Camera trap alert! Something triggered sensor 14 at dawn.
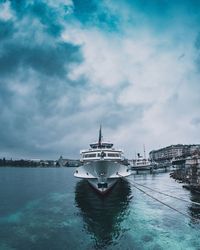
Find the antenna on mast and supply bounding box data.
[143,144,146,159]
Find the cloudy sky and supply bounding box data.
[0,0,200,159]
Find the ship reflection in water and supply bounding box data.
[75,179,132,249]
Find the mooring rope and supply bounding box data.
[118,174,200,221]
[128,179,200,206]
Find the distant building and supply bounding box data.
[149,144,200,162]
[31,159,41,162]
[57,156,80,167]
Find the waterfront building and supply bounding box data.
[185,154,200,185]
[149,144,200,162]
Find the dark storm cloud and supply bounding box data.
[73,0,98,22]
[0,0,82,78]
[72,0,119,31]
[0,42,81,77]
[9,0,70,36]
[0,20,14,40]
[0,0,85,158]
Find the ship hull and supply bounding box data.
[74,160,131,194]
[87,178,118,194]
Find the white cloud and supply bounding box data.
[0,1,13,21]
[63,27,134,87]
[61,21,200,157]
[1,0,199,159]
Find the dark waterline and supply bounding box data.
[0,167,200,250]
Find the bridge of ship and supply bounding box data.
[80,142,123,161]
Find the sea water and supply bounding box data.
[0,167,200,250]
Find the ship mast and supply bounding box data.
[143,144,146,159]
[98,125,102,147]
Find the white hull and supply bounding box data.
[74,160,131,194]
[88,178,118,194]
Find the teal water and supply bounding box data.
[0,167,200,250]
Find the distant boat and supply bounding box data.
[74,126,131,194]
[131,153,155,170]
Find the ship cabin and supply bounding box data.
[80,142,123,162]
[90,142,113,149]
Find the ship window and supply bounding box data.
[107,153,120,157]
[84,153,96,158]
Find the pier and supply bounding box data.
[131,163,171,174]
[170,155,200,193]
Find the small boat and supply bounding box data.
[131,153,155,170]
[133,153,152,168]
[74,126,131,194]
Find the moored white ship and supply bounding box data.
[74,126,131,194]
[132,153,152,169]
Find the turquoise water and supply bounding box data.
[0,167,200,250]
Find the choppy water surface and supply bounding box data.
[0,167,200,250]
